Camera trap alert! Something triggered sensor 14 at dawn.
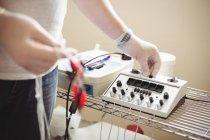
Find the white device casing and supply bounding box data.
[58,49,134,96]
[102,68,187,118]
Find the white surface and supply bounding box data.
[70,122,152,140]
[158,52,176,77]
[50,106,81,137]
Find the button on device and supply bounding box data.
[131,69,140,74]
[163,92,169,99]
[112,87,117,93]
[149,97,154,103]
[148,91,152,96]
[168,77,178,83]
[117,80,122,87]
[159,99,164,106]
[140,90,143,93]
[130,92,135,98]
[121,89,126,96]
[140,94,144,100]
[149,75,153,78]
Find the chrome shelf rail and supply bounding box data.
[57,87,210,140]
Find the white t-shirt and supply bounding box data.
[0,0,67,80]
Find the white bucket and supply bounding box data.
[158,52,176,77]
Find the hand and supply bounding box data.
[0,11,66,75]
[122,35,161,77]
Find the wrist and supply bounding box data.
[0,7,5,15]
[115,29,133,49]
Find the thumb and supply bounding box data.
[33,27,60,47]
[54,47,78,59]
[150,55,161,76]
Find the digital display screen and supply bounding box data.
[148,83,157,91]
[140,81,149,89]
[126,78,164,93]
[155,85,164,93]
[134,80,142,87]
[127,78,136,86]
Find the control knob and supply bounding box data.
[130,92,135,98]
[140,94,144,100]
[131,69,140,74]
[112,87,117,93]
[117,80,122,87]
[159,99,164,106]
[149,97,154,103]
[121,89,126,96]
[163,92,169,100]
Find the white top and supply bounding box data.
[0,0,67,80]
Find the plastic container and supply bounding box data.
[158,52,176,77]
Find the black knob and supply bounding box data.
[134,88,137,92]
[163,92,169,99]
[168,77,178,83]
[148,91,152,96]
[149,75,153,78]
[131,69,140,74]
[149,97,154,103]
[117,80,122,87]
[121,89,126,96]
[130,92,135,98]
[112,87,117,93]
[140,94,144,100]
[159,99,164,106]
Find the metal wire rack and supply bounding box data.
[57,87,210,140]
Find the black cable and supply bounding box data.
[65,71,77,140]
[83,52,123,65]
[64,52,131,140]
[185,97,209,103]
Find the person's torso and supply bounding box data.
[0,0,67,80]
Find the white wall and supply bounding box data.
[63,0,210,91]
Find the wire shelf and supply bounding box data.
[57,87,210,140]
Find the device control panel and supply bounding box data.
[102,68,187,118]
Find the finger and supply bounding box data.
[140,58,150,77]
[29,40,66,62]
[150,55,161,76]
[33,27,60,47]
[55,47,78,58]
[150,61,161,77]
[65,47,78,56]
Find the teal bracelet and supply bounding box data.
[116,29,133,49]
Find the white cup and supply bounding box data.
[158,52,176,77]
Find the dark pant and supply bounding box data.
[0,68,58,140]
